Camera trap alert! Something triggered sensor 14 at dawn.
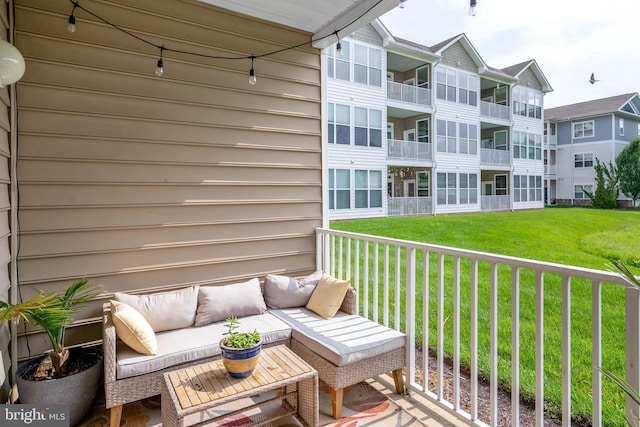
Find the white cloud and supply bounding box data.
[380,0,640,108]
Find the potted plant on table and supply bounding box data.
[219,314,263,379]
[0,278,102,427]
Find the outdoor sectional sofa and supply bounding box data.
[102,272,406,427]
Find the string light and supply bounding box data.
[155,46,164,76]
[399,0,406,9]
[67,1,78,33]
[469,0,477,16]
[334,32,343,58]
[248,56,256,85]
[64,0,389,83]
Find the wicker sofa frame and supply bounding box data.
[102,287,405,426]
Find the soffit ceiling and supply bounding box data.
[196,0,400,48]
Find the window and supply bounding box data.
[435,67,477,105]
[437,120,477,154]
[513,132,527,159]
[512,131,541,159]
[458,123,478,155]
[437,172,457,205]
[355,170,382,208]
[574,152,594,168]
[535,134,542,160]
[417,119,429,143]
[619,118,624,136]
[573,120,594,138]
[575,184,593,199]
[328,103,350,145]
[495,175,507,195]
[494,130,508,150]
[459,173,478,204]
[354,108,382,147]
[512,87,542,118]
[495,86,508,105]
[514,175,527,202]
[417,171,429,196]
[416,66,429,89]
[328,42,350,81]
[329,169,350,209]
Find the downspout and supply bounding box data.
[7,0,19,399]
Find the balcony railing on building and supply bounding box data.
[387,197,431,216]
[387,81,432,107]
[388,139,432,161]
[316,228,639,427]
[545,164,558,177]
[480,195,510,211]
[480,148,511,166]
[480,100,510,121]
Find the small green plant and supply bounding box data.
[222,315,261,349]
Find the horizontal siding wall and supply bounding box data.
[14,0,322,358]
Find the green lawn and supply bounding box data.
[330,207,640,425]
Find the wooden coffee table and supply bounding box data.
[161,344,318,427]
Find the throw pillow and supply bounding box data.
[113,285,199,332]
[110,300,157,355]
[305,273,350,319]
[195,277,267,327]
[263,270,322,309]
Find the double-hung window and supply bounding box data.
[574,152,594,168]
[355,170,382,208]
[328,42,350,81]
[328,103,351,145]
[353,44,382,87]
[329,169,350,209]
[459,173,478,204]
[574,185,592,199]
[573,121,594,138]
[435,67,477,105]
[354,108,382,147]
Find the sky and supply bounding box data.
[379,0,640,109]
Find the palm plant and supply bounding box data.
[0,278,100,376]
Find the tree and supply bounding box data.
[616,137,640,207]
[584,158,618,208]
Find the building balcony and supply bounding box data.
[387,196,432,216]
[480,100,510,123]
[387,81,432,109]
[545,164,558,178]
[317,227,637,426]
[387,139,432,162]
[480,194,510,211]
[480,148,511,167]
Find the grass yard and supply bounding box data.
[330,206,640,426]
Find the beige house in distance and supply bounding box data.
[0,0,399,394]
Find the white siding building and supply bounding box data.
[327,21,552,219]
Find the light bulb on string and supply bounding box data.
[155,47,164,76]
[469,0,477,16]
[334,32,343,58]
[248,56,257,85]
[399,0,406,9]
[67,1,78,33]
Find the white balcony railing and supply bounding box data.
[316,228,638,427]
[545,164,558,176]
[388,139,432,161]
[480,148,511,166]
[480,195,510,211]
[480,101,510,121]
[387,81,432,107]
[387,197,432,216]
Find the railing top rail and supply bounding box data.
[316,227,627,285]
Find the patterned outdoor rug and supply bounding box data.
[78,381,424,427]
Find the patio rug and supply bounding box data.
[78,381,424,427]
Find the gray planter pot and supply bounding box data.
[16,347,103,427]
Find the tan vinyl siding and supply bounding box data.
[440,42,476,73]
[14,0,322,358]
[518,68,543,91]
[0,0,12,398]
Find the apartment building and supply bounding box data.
[544,93,640,206]
[326,21,552,219]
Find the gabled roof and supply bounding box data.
[545,93,640,121]
[501,59,553,93]
[428,33,487,72]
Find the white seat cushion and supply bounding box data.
[270,308,405,367]
[115,313,291,379]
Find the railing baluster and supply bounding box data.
[373,242,379,323]
[470,258,479,421]
[406,247,417,393]
[625,283,640,424]
[338,236,343,279]
[562,275,571,427]
[536,270,545,427]
[346,238,351,281]
[395,246,401,330]
[512,267,521,426]
[437,252,445,400]
[592,279,602,427]
[364,240,369,319]
[384,244,390,327]
[423,250,430,394]
[490,262,498,427]
[354,238,360,316]
[453,255,461,410]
